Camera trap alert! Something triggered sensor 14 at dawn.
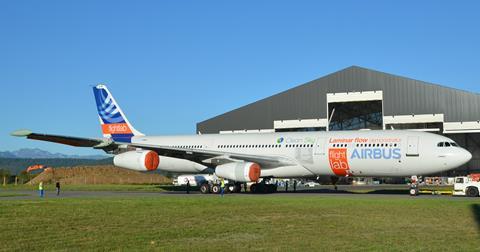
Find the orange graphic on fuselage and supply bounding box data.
[101,123,132,135]
[328,148,350,176]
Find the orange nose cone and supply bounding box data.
[248,163,261,182]
[144,151,159,171]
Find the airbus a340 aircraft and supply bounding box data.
[12,85,472,193]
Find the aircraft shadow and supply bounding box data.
[278,188,409,195]
[156,185,200,192]
[471,204,480,232]
[156,186,409,195]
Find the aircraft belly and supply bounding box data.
[260,165,314,178]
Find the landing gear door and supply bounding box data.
[406,136,419,156]
[314,137,326,156]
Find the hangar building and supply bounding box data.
[197,66,480,174]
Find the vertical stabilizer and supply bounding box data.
[93,84,144,143]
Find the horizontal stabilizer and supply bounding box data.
[10,130,111,148]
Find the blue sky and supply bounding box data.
[1,1,479,155]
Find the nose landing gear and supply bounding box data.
[409,175,419,196]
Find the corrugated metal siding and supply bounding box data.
[197,66,480,133]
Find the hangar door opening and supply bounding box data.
[327,91,384,131]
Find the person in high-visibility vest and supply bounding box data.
[220,179,225,197]
[39,181,44,198]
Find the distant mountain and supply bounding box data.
[0,148,109,160]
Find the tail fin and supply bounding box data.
[93,84,144,143]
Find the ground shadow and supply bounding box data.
[276,188,409,195]
[470,204,480,232]
[156,185,199,192]
[154,185,413,195]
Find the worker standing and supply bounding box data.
[55,181,61,196]
[39,181,44,198]
[293,180,297,192]
[220,179,225,197]
[285,180,289,192]
[186,179,190,194]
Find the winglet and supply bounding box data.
[10,129,33,137]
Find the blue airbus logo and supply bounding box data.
[351,148,401,159]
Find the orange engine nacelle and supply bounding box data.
[215,162,261,182]
[113,150,159,171]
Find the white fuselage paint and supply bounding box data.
[132,130,471,178]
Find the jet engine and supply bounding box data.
[215,162,261,182]
[113,150,159,171]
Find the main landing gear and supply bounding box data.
[199,182,242,194]
[330,176,339,191]
[250,178,277,194]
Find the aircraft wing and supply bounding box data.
[11,129,297,168]
[127,142,297,169]
[11,130,117,150]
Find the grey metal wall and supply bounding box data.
[197,66,480,134]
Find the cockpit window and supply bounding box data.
[437,142,459,147]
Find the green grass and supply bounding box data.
[0,184,169,192]
[0,193,29,197]
[0,196,479,251]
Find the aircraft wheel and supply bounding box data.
[250,184,257,194]
[466,187,479,197]
[211,184,221,194]
[200,183,210,194]
[266,184,275,193]
[233,183,242,193]
[409,188,418,196]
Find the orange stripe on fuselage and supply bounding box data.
[328,148,350,176]
[101,123,132,135]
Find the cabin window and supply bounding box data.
[445,142,451,147]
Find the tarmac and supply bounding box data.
[1,184,477,201]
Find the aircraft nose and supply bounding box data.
[445,148,472,169]
[463,149,473,164]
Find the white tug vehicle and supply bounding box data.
[453,174,480,197]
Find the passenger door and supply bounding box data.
[406,136,419,156]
